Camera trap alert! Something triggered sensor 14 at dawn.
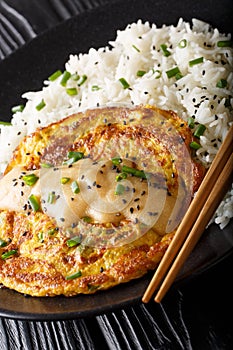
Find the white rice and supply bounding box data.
[0,18,232,229]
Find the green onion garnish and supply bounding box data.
[22,173,39,186]
[60,71,71,86]
[0,121,12,126]
[65,271,82,280]
[0,238,7,248]
[166,67,181,79]
[216,79,227,88]
[92,85,101,91]
[82,216,92,223]
[136,70,146,77]
[116,172,127,182]
[194,124,206,138]
[38,232,44,243]
[217,40,233,48]
[28,194,40,212]
[66,236,82,247]
[11,104,24,114]
[60,177,70,184]
[1,249,17,260]
[77,75,87,86]
[66,88,78,96]
[188,117,195,129]
[47,228,57,235]
[190,141,201,150]
[68,151,84,161]
[175,72,183,80]
[63,151,84,165]
[71,181,80,194]
[132,44,140,52]
[36,99,46,111]
[48,70,62,81]
[160,44,171,57]
[178,39,187,48]
[189,57,204,67]
[115,183,125,195]
[122,165,147,179]
[154,70,162,79]
[47,192,56,204]
[112,157,122,165]
[119,78,130,89]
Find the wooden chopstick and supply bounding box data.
[142,124,233,303]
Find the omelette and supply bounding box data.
[0,105,205,296]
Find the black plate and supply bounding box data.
[0,0,232,321]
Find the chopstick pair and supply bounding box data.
[142,124,233,303]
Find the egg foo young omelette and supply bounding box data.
[0,105,205,296]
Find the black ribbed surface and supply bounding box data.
[0,1,233,349]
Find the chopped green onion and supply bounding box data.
[166,67,181,79]
[11,104,24,113]
[48,70,62,81]
[122,165,147,179]
[66,88,78,96]
[112,157,122,165]
[132,44,140,52]
[68,151,84,161]
[47,192,56,204]
[36,99,46,111]
[160,44,171,57]
[216,79,227,88]
[60,71,71,86]
[77,75,87,86]
[194,124,206,138]
[0,238,7,248]
[71,181,80,194]
[119,78,130,89]
[60,177,70,184]
[154,70,162,79]
[178,39,187,48]
[28,194,40,212]
[65,271,82,280]
[38,232,44,243]
[0,121,12,126]
[175,72,183,80]
[1,249,17,260]
[22,173,39,186]
[63,151,84,165]
[115,183,125,195]
[190,141,201,150]
[66,236,82,247]
[47,228,57,235]
[116,172,127,182]
[217,40,233,48]
[82,216,92,223]
[188,117,195,129]
[136,70,146,77]
[92,85,101,91]
[189,57,204,67]
[40,163,53,168]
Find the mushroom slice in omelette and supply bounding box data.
[0,105,205,297]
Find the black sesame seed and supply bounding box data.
[130,207,134,214]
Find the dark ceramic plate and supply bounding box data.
[0,0,232,321]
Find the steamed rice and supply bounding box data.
[0,18,232,229]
